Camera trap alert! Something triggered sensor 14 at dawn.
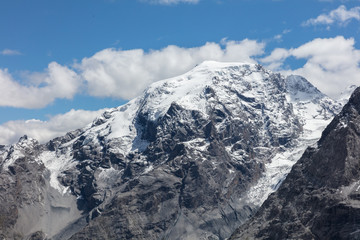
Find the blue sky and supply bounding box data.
[0,0,360,144]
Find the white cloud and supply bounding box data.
[141,0,199,5]
[0,40,264,108]
[1,49,21,56]
[78,39,265,99]
[261,48,291,69]
[2,36,356,108]
[0,108,107,145]
[0,62,81,108]
[303,5,360,26]
[261,36,360,99]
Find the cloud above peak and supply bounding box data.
[303,5,360,26]
[78,39,265,99]
[0,36,358,111]
[0,40,264,109]
[0,108,107,145]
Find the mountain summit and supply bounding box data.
[0,61,341,239]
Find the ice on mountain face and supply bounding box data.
[0,146,12,169]
[286,75,323,100]
[245,145,308,206]
[184,138,210,153]
[339,84,358,105]
[37,150,74,194]
[138,61,267,122]
[242,74,341,207]
[138,65,212,121]
[0,61,348,240]
[286,75,341,140]
[106,98,150,154]
[96,166,123,190]
[65,62,270,161]
[135,62,341,210]
[62,62,340,201]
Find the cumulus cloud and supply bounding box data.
[261,36,360,98]
[303,5,360,26]
[78,39,265,99]
[0,40,264,109]
[1,49,21,56]
[0,108,107,145]
[0,62,81,108]
[141,0,200,5]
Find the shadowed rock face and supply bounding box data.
[0,63,341,240]
[0,148,45,239]
[68,103,267,240]
[230,87,360,240]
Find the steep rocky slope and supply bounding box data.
[0,62,341,239]
[230,87,360,239]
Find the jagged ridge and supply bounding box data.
[0,61,341,240]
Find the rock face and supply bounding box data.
[0,136,83,240]
[230,87,360,240]
[0,62,340,239]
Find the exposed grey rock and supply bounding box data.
[0,137,83,240]
[0,62,341,239]
[230,87,360,240]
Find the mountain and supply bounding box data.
[230,87,360,239]
[0,61,341,240]
[339,84,358,105]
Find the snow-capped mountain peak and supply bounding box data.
[0,61,344,240]
[72,61,282,157]
[138,61,262,121]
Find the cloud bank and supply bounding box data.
[0,39,265,109]
[0,62,81,108]
[0,108,107,145]
[0,36,359,144]
[303,5,360,26]
[0,37,358,107]
[79,39,265,99]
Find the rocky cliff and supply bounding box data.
[230,87,360,239]
[0,61,341,240]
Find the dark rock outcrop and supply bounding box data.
[231,87,360,240]
[0,62,341,239]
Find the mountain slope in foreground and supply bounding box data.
[0,61,341,240]
[231,87,360,239]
